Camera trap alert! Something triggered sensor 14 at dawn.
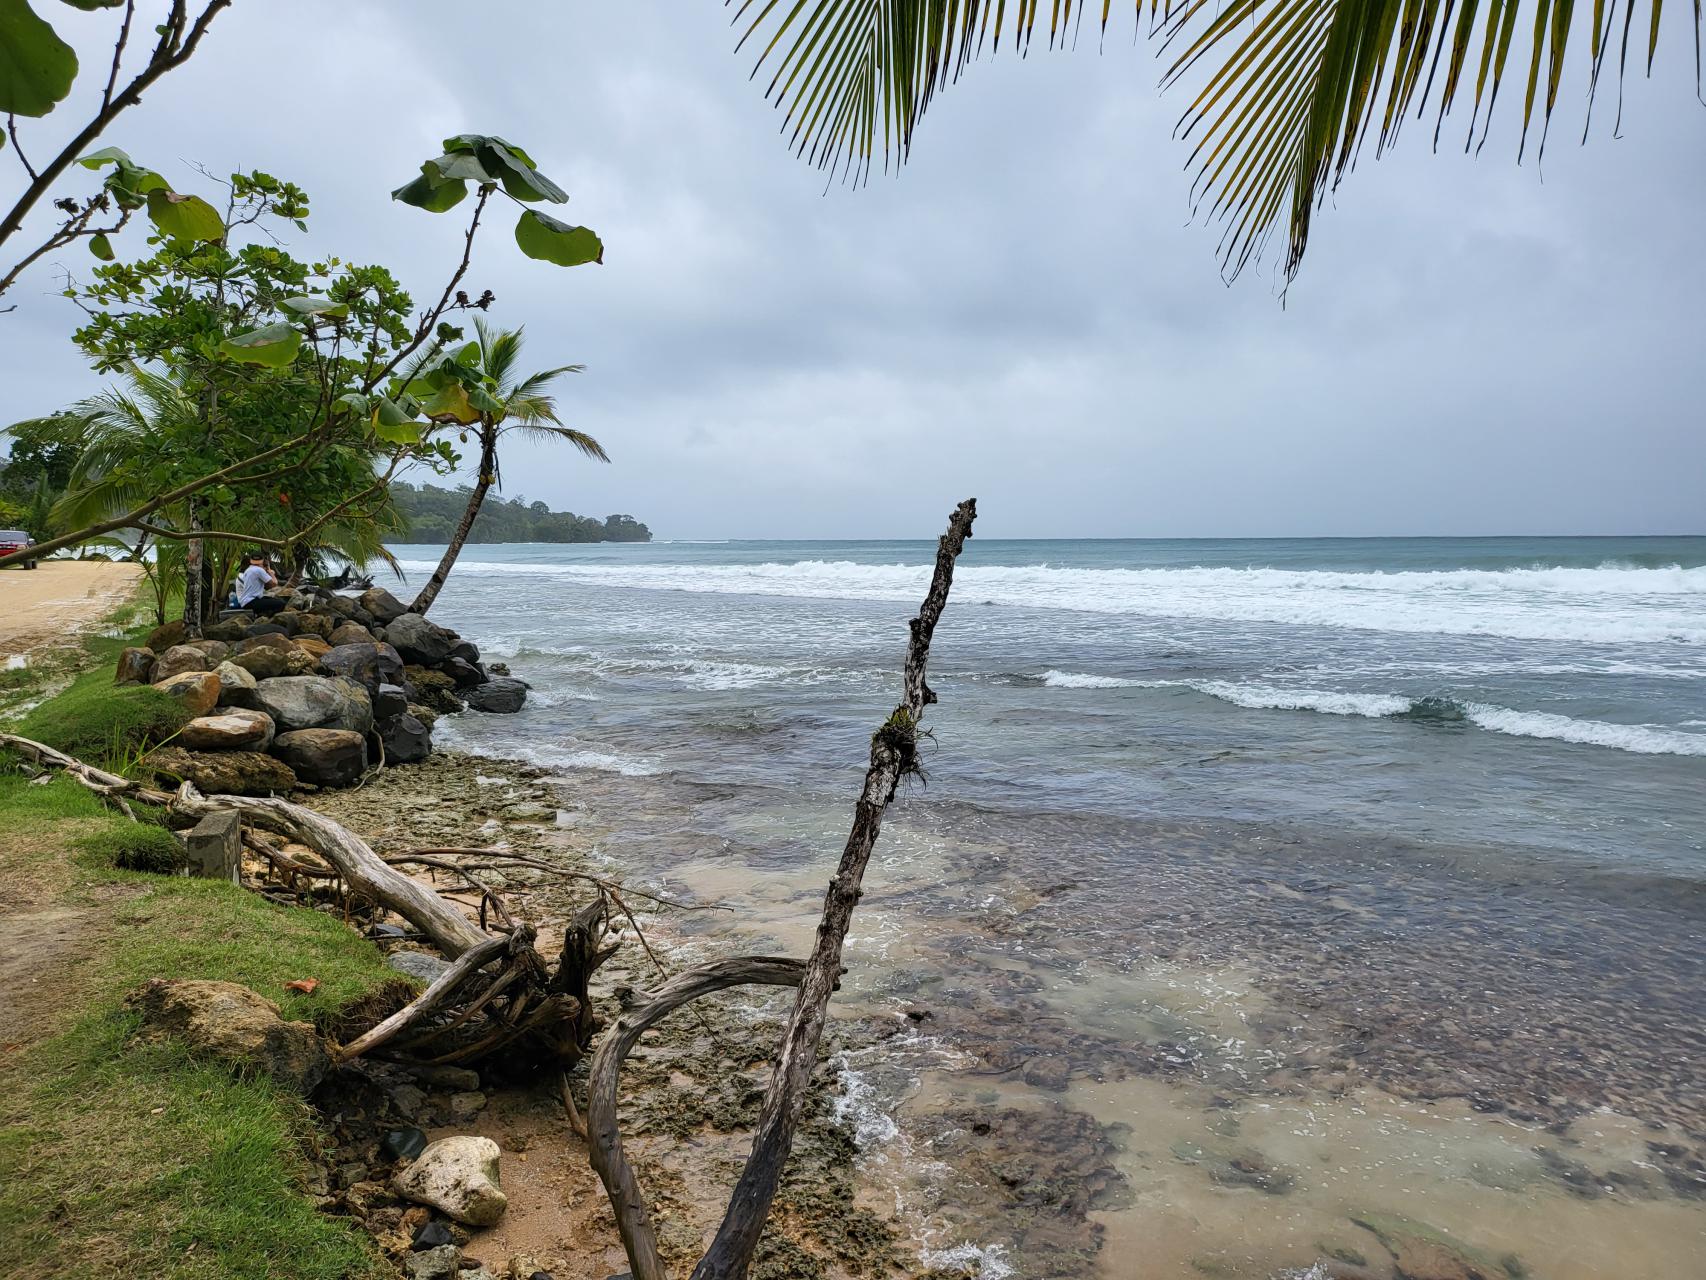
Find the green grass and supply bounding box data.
[76,822,185,874]
[0,768,394,1277]
[11,663,189,766]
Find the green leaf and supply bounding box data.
[370,396,422,444]
[479,140,568,204]
[392,167,467,213]
[421,382,481,425]
[59,1,126,9]
[466,385,505,415]
[514,210,603,268]
[334,392,370,416]
[88,232,113,260]
[218,323,301,368]
[0,0,78,117]
[146,190,224,243]
[281,294,350,320]
[425,150,493,184]
[77,145,132,168]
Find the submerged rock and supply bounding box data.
[392,1135,508,1226]
[147,746,297,796]
[125,977,327,1092]
[1350,1212,1512,1280]
[464,678,526,714]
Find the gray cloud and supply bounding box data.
[6,3,1702,538]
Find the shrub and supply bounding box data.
[77,824,185,874]
[11,667,188,766]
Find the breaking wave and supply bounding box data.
[397,558,1706,645]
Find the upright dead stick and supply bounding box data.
[692,496,976,1279]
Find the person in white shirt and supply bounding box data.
[231,552,285,614]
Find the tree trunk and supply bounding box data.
[182,498,204,638]
[409,426,495,615]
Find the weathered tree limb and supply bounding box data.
[588,957,809,1280]
[170,784,490,958]
[335,936,509,1061]
[0,733,173,809]
[692,497,975,1280]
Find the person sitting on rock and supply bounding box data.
[231,551,287,615]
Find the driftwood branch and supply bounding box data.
[587,498,977,1280]
[588,957,809,1280]
[336,936,509,1060]
[0,733,173,810]
[169,784,490,958]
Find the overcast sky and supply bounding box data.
[6,3,1703,539]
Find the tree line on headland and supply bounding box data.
[393,482,649,545]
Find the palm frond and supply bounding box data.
[732,0,1701,280]
[505,423,611,462]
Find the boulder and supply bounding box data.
[144,619,188,653]
[360,586,409,624]
[448,640,480,665]
[385,613,455,665]
[464,679,527,714]
[292,634,331,659]
[329,620,376,647]
[374,712,431,764]
[147,746,297,796]
[272,728,367,787]
[153,644,215,681]
[374,683,409,719]
[408,703,439,730]
[213,660,258,706]
[392,1136,507,1227]
[324,677,374,735]
[152,671,221,716]
[185,638,232,665]
[320,643,382,693]
[321,593,357,619]
[244,621,291,640]
[178,708,276,752]
[231,647,292,680]
[404,1245,462,1280]
[282,647,318,676]
[125,978,328,1093]
[443,657,487,689]
[236,632,297,656]
[404,665,464,715]
[114,646,156,686]
[376,642,405,687]
[253,675,356,731]
[293,611,333,640]
[270,610,308,636]
[202,619,249,643]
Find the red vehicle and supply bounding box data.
[0,530,38,569]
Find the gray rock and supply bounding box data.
[1022,1055,1072,1091]
[319,642,381,693]
[146,746,297,796]
[213,660,259,708]
[254,675,359,731]
[390,950,452,983]
[449,640,480,664]
[374,683,409,719]
[323,677,374,736]
[153,643,215,681]
[404,1244,461,1280]
[272,728,368,787]
[375,712,432,764]
[125,978,327,1092]
[385,612,456,665]
[392,1135,507,1226]
[230,646,292,680]
[464,679,527,714]
[442,657,487,689]
[360,586,409,624]
[329,620,376,647]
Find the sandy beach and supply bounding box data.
[0,561,142,661]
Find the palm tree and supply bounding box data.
[406,318,608,615]
[728,1,1701,283]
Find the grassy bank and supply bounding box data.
[0,615,396,1278]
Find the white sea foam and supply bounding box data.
[396,558,1706,645]
[437,722,663,775]
[1040,669,1144,688]
[920,1243,1015,1280]
[1130,678,1706,756]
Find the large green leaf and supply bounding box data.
[514,210,603,267]
[426,150,493,184]
[0,0,77,117]
[218,323,301,368]
[370,396,422,444]
[392,167,468,213]
[88,232,113,260]
[77,145,132,168]
[281,294,350,320]
[146,190,224,243]
[421,382,481,425]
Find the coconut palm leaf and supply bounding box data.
[505,422,612,461]
[730,0,1701,280]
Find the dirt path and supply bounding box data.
[0,561,142,661]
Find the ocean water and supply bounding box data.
[391,535,1706,1278]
